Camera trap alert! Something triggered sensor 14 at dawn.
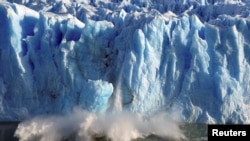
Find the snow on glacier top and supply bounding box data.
[4,0,250,19]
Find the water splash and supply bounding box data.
[14,108,185,141]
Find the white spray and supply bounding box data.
[14,108,185,141]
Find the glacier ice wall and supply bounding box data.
[0,0,250,123]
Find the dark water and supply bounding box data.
[132,123,208,141]
[179,123,208,141]
[0,122,19,141]
[0,122,207,141]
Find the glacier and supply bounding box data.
[0,0,250,124]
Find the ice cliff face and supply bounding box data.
[0,0,250,123]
